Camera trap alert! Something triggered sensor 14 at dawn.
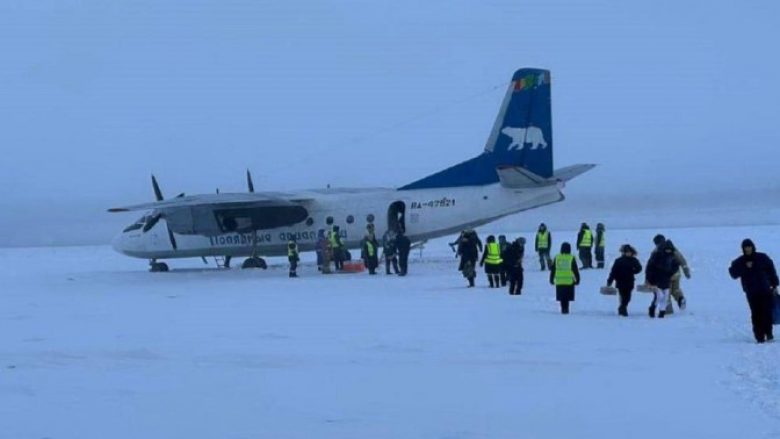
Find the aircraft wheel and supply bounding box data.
[150,262,169,272]
[242,257,267,270]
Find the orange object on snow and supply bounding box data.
[341,261,366,273]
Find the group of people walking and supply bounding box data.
[455,223,779,344]
[605,234,690,318]
[455,224,694,317]
[291,221,778,344]
[453,230,525,294]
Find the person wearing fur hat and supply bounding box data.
[645,240,681,318]
[729,239,779,343]
[550,242,581,314]
[645,234,691,314]
[607,244,643,316]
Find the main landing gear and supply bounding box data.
[241,230,267,270]
[241,256,267,269]
[149,260,169,272]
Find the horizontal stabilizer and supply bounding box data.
[496,166,548,189]
[552,164,596,182]
[497,163,595,188]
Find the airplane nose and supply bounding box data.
[111,233,126,254]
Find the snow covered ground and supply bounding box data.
[1,225,779,438]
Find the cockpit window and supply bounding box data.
[123,215,148,233]
[123,223,143,232]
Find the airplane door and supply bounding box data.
[387,201,406,234]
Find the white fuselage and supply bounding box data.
[112,183,564,260]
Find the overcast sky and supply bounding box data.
[1,0,778,246]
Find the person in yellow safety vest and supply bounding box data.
[329,225,344,271]
[535,223,553,271]
[480,235,504,288]
[361,232,380,275]
[577,223,594,269]
[287,239,300,278]
[595,223,607,269]
[549,242,581,314]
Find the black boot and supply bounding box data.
[658,310,666,318]
[468,277,475,288]
[648,305,656,318]
[488,276,495,288]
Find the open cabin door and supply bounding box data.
[387,201,406,234]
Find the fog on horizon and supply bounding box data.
[1,0,778,247]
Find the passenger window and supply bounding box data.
[367,214,375,224]
[306,217,314,226]
[326,216,334,225]
[346,215,355,224]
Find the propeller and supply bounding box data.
[142,214,161,232]
[247,169,255,193]
[151,175,164,201]
[146,174,178,250]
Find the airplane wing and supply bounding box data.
[109,192,316,236]
[108,192,313,212]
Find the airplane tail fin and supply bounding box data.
[400,68,554,190]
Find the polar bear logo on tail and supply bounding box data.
[501,126,548,150]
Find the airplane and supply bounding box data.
[109,67,595,272]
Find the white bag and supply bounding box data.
[636,284,656,293]
[600,286,617,295]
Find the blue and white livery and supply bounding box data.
[110,68,594,270]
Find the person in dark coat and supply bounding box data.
[361,232,380,275]
[458,230,480,287]
[503,237,525,295]
[607,244,643,316]
[382,230,399,275]
[550,242,581,314]
[396,230,411,276]
[595,223,606,269]
[287,239,300,278]
[645,240,681,318]
[315,229,328,272]
[729,239,779,343]
[498,235,510,286]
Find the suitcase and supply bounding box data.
[600,286,617,296]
